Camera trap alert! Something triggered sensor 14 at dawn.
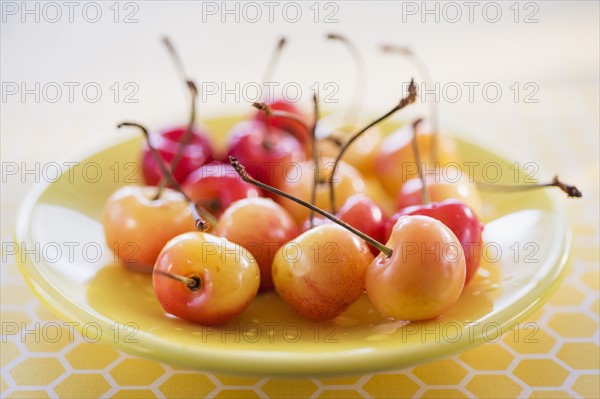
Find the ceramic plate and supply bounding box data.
[15,117,570,376]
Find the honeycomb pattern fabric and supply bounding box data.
[1,80,598,398]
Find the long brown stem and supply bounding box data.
[117,122,214,231]
[262,37,286,101]
[329,79,417,212]
[382,45,438,165]
[155,37,198,197]
[156,81,197,198]
[475,176,582,198]
[252,101,310,144]
[327,33,367,126]
[309,92,319,228]
[229,156,392,257]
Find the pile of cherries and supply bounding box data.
[102,36,581,325]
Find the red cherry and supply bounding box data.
[182,162,263,217]
[254,99,310,146]
[226,120,306,187]
[142,126,214,186]
[302,194,387,256]
[386,199,484,284]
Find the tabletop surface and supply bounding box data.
[1,1,599,398]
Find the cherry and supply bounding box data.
[142,126,214,185]
[214,197,299,292]
[388,199,483,284]
[272,223,372,320]
[302,193,387,256]
[103,185,198,269]
[226,120,306,188]
[366,215,466,320]
[153,231,260,325]
[182,161,262,217]
[389,118,484,284]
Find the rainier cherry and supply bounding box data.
[389,118,484,284]
[272,223,372,320]
[214,197,299,292]
[226,120,306,188]
[366,215,466,320]
[183,162,262,217]
[103,185,197,269]
[153,231,260,325]
[388,200,483,284]
[142,126,213,185]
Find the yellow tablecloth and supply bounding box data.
[2,1,598,398]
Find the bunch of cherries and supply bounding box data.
[103,36,581,325]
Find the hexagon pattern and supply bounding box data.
[1,65,599,399]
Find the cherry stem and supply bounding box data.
[229,156,393,258]
[475,176,582,198]
[161,36,187,84]
[310,92,320,228]
[154,270,201,291]
[155,36,198,198]
[382,45,439,165]
[117,122,214,231]
[327,33,366,126]
[329,79,418,213]
[410,118,430,204]
[262,37,286,101]
[252,102,309,144]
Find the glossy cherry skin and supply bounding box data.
[102,186,197,269]
[375,125,459,196]
[302,194,387,256]
[366,215,466,321]
[387,199,484,284]
[183,162,262,217]
[226,120,306,188]
[397,170,482,217]
[272,224,373,320]
[214,198,299,292]
[141,126,214,186]
[254,99,310,148]
[153,232,260,325]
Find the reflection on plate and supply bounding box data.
[15,118,570,376]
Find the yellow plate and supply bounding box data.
[15,117,570,376]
